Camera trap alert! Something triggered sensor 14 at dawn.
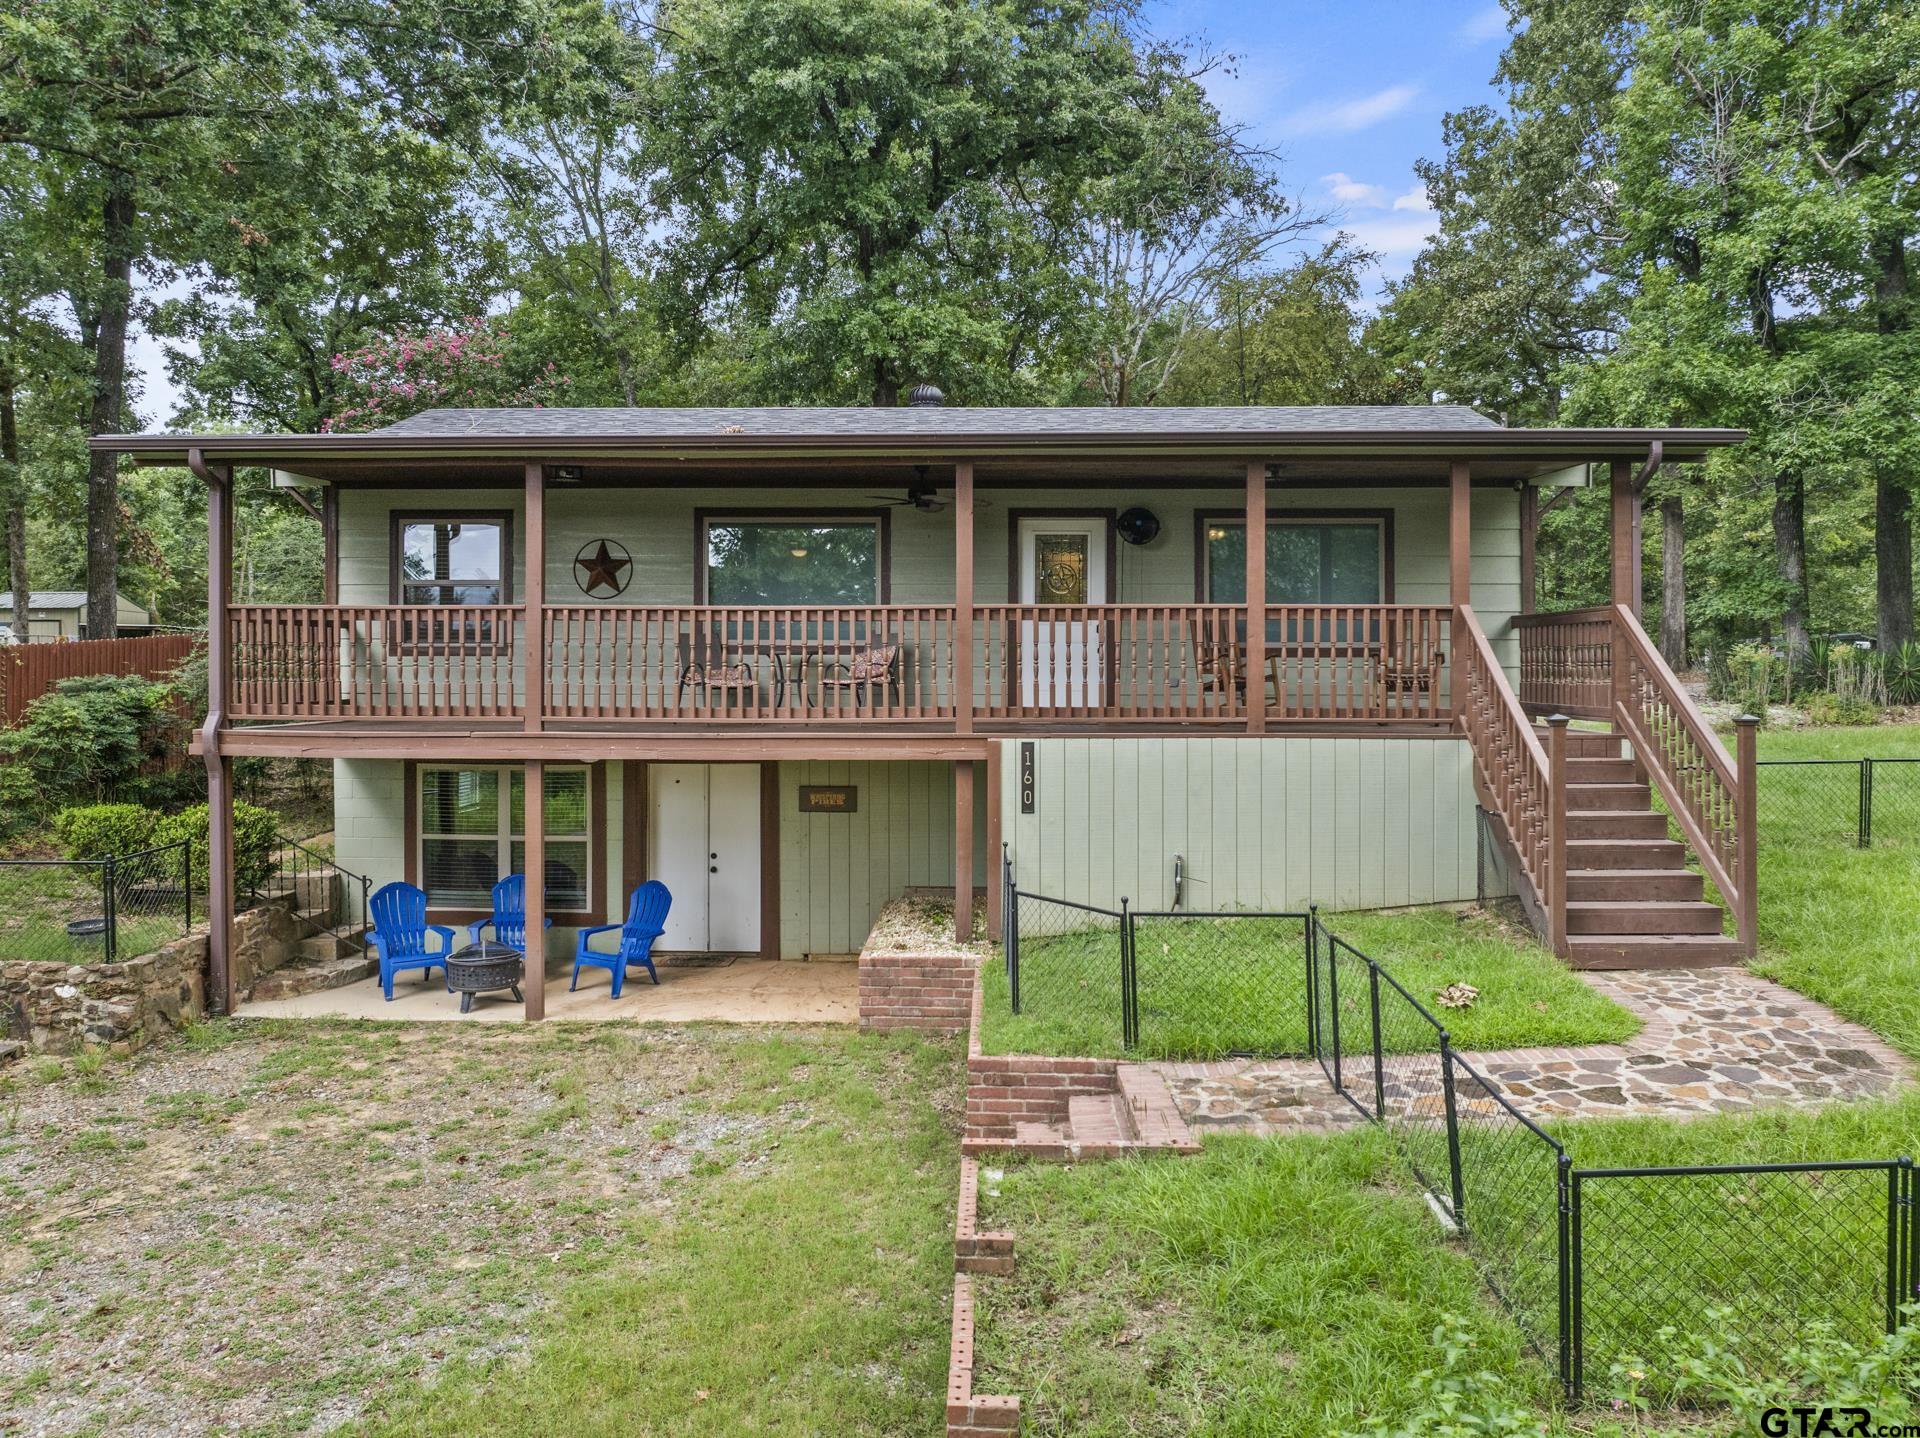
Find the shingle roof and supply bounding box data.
[0,591,86,610]
[376,404,1507,440]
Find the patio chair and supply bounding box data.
[814,643,899,709]
[465,873,554,951]
[571,880,671,998]
[676,631,757,710]
[368,880,456,1001]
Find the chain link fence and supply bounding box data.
[1757,756,1920,846]
[0,840,194,965]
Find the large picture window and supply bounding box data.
[392,514,510,606]
[701,516,883,604]
[418,766,590,911]
[1203,517,1387,604]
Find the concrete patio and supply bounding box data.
[238,956,858,1024]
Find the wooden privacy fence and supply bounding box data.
[0,634,200,726]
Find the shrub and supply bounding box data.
[1720,642,1782,721]
[1804,691,1878,726]
[1883,640,1920,705]
[52,803,160,860]
[151,801,280,894]
[0,674,185,817]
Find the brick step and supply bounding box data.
[1566,837,1690,869]
[1564,868,1704,902]
[1115,1066,1200,1151]
[1566,933,1747,969]
[1566,900,1726,935]
[1567,781,1652,812]
[1066,1093,1136,1147]
[1565,809,1670,840]
[1566,756,1640,783]
[244,949,378,1002]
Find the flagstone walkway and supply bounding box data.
[1154,968,1912,1136]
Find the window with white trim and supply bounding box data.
[418,766,590,911]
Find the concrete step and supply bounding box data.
[245,950,377,1002]
[1566,900,1726,935]
[1567,781,1652,812]
[1566,837,1690,869]
[296,928,361,962]
[1566,756,1640,783]
[1564,868,1704,902]
[1566,933,1746,969]
[1566,810,1670,840]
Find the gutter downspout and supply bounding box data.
[188,447,234,1014]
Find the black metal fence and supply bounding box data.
[1306,911,1917,1397]
[0,840,194,965]
[1757,756,1920,846]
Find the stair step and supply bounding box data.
[244,951,378,1002]
[1566,900,1726,935]
[1566,810,1670,839]
[1566,933,1746,969]
[1566,838,1690,869]
[1114,1066,1200,1151]
[1564,868,1704,901]
[1540,728,1625,758]
[1066,1093,1136,1147]
[1567,757,1640,783]
[1567,782,1652,812]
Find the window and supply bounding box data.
[418,766,591,912]
[1203,518,1386,604]
[702,517,882,603]
[393,514,510,605]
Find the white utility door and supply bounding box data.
[648,764,762,953]
[1017,518,1108,708]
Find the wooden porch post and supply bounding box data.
[523,758,545,1021]
[1245,460,1266,735]
[983,742,1002,942]
[954,759,974,942]
[196,449,235,1015]
[1518,483,1537,615]
[1449,461,1473,607]
[524,462,545,732]
[1609,458,1641,615]
[954,460,974,734]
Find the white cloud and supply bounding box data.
[1281,84,1419,137]
[1321,172,1389,208]
[1460,6,1508,43]
[1391,185,1435,213]
[1339,214,1441,261]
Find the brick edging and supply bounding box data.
[947,1276,1020,1437]
[955,1156,1015,1275]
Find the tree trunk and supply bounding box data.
[86,175,137,640]
[870,358,898,408]
[1874,230,1913,650]
[1772,471,1811,665]
[1659,493,1686,668]
[0,355,27,640]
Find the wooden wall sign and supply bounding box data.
[1019,742,1036,814]
[798,785,857,813]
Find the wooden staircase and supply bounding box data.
[1554,728,1745,968]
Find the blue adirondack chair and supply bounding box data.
[572,881,671,998]
[466,874,554,951]
[368,881,456,1001]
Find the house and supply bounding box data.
[0,590,159,641]
[95,401,1752,1020]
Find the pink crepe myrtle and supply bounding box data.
[323,318,572,432]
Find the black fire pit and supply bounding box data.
[443,940,524,1013]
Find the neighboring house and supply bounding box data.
[97,402,1754,1017]
[0,590,159,640]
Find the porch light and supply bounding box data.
[1207,527,1226,541]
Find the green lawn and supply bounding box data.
[1751,723,1920,1058]
[980,905,1638,1060]
[0,858,188,965]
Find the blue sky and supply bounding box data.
[1145,0,1511,279]
[128,2,1513,425]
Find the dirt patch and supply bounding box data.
[862,894,992,960]
[0,1018,890,1436]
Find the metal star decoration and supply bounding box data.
[574,539,632,596]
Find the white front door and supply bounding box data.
[1017,518,1108,708]
[649,764,762,953]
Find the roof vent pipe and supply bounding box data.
[908,383,945,408]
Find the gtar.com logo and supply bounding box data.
[1761,1408,1920,1437]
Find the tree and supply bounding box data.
[323,319,574,433]
[647,0,1245,405]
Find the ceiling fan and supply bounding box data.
[867,464,946,512]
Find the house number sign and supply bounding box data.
[1019,742,1036,814]
[799,786,857,813]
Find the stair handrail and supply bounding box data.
[1606,604,1756,953]
[1452,606,1557,935]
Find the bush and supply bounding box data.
[52,803,160,860]
[151,801,280,894]
[1804,691,1879,726]
[0,674,187,818]
[1883,641,1920,705]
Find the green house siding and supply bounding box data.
[999,736,1483,914]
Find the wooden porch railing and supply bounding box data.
[229,605,524,719]
[1453,604,1556,934]
[1513,606,1613,719]
[1610,603,1756,953]
[543,605,958,722]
